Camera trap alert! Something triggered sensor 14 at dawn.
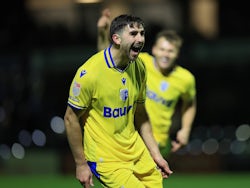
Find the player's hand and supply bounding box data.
[154,156,173,178]
[97,8,111,30]
[76,163,94,187]
[171,128,190,152]
[171,140,182,152]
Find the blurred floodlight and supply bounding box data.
[50,116,65,134]
[18,130,32,147]
[0,144,11,159]
[218,139,231,155]
[11,143,25,159]
[188,139,203,155]
[32,129,46,146]
[230,140,246,154]
[202,138,219,155]
[235,124,250,141]
[0,106,6,122]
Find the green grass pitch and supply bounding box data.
[0,173,249,188]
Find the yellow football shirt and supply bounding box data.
[139,52,196,147]
[68,48,147,163]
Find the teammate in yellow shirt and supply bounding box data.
[64,14,172,188]
[97,9,197,158]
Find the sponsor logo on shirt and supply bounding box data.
[103,105,133,118]
[146,88,173,107]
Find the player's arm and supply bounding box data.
[64,106,94,187]
[180,98,197,143]
[135,103,173,178]
[172,98,197,152]
[97,8,111,51]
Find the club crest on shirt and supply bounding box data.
[72,82,81,96]
[160,81,169,91]
[120,89,128,101]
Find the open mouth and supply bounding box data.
[131,46,141,52]
[131,45,143,55]
[130,44,144,59]
[161,57,169,64]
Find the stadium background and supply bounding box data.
[0,0,249,187]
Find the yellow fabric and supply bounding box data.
[97,146,163,188]
[68,48,149,163]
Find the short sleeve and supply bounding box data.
[182,74,196,102]
[67,67,93,110]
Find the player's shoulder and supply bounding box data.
[135,55,146,72]
[139,52,153,59]
[174,65,196,82]
[85,50,104,64]
[175,65,194,76]
[139,52,153,63]
[79,51,104,70]
[138,52,154,70]
[76,51,104,79]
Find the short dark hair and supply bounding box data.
[154,30,183,49]
[109,14,144,42]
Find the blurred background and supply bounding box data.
[0,0,250,184]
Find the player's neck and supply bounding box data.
[109,45,131,70]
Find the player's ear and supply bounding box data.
[112,34,121,45]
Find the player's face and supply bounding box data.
[152,37,179,72]
[120,23,145,61]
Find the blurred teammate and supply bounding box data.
[97,9,197,158]
[64,14,172,188]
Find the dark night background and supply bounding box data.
[0,0,249,174]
